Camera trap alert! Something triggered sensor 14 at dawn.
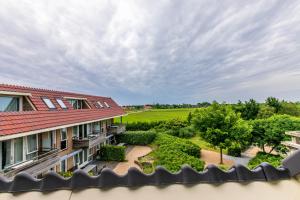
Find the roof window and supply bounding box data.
[42,98,56,109]
[104,101,110,108]
[56,99,67,109]
[97,101,104,108]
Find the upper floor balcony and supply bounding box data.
[3,148,59,178]
[73,133,106,149]
[107,124,126,135]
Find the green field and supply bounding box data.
[115,108,197,123]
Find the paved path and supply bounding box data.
[201,150,251,167]
[201,150,234,167]
[113,145,152,175]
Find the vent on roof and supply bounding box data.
[104,101,110,108]
[42,98,56,109]
[97,101,104,108]
[56,99,67,109]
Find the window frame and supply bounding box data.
[42,98,56,109]
[56,99,67,109]
[60,128,68,150]
[97,101,104,108]
[104,101,110,108]
[26,134,38,155]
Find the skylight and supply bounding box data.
[97,101,104,108]
[56,99,67,109]
[42,98,56,109]
[104,101,110,108]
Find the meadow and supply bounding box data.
[115,108,198,123]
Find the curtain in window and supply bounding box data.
[1,141,12,169]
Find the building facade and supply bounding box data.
[0,84,125,178]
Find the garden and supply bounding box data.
[112,97,300,172]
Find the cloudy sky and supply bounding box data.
[1,0,300,105]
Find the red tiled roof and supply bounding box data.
[0,84,125,136]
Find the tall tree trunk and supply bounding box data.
[220,148,223,164]
[268,145,276,154]
[262,145,266,153]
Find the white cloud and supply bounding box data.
[0,0,300,104]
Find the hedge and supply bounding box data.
[154,133,201,158]
[117,131,156,145]
[149,133,204,172]
[153,148,205,172]
[247,152,283,169]
[126,121,163,131]
[99,145,126,161]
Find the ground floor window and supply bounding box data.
[60,159,67,172]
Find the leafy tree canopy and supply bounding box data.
[192,102,252,163]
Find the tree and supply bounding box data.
[266,97,282,113]
[192,102,252,164]
[187,112,193,125]
[251,115,300,154]
[278,102,300,116]
[257,106,275,119]
[233,99,260,120]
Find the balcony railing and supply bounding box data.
[108,124,126,135]
[73,134,106,149]
[4,148,59,178]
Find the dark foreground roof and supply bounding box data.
[1,150,300,193]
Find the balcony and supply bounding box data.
[4,148,59,178]
[108,124,126,135]
[73,134,106,149]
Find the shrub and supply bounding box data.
[99,145,126,161]
[153,148,205,172]
[227,144,242,157]
[117,131,156,145]
[178,126,195,138]
[154,133,201,157]
[248,152,283,169]
[141,133,205,173]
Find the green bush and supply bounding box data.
[154,133,201,157]
[227,145,242,157]
[178,126,196,138]
[99,145,126,161]
[143,133,204,173]
[153,148,205,172]
[117,131,156,145]
[248,152,283,169]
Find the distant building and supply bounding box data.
[0,84,125,178]
[144,104,152,110]
[282,131,300,154]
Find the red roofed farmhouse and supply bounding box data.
[0,84,126,177]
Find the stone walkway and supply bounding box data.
[113,145,152,175]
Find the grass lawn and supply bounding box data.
[187,135,228,154]
[115,108,198,123]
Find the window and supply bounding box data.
[104,101,110,108]
[60,128,67,150]
[26,134,38,160]
[97,101,104,108]
[67,99,83,109]
[42,98,56,109]
[73,126,78,137]
[14,138,23,164]
[60,159,67,172]
[56,99,67,109]
[0,96,19,112]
